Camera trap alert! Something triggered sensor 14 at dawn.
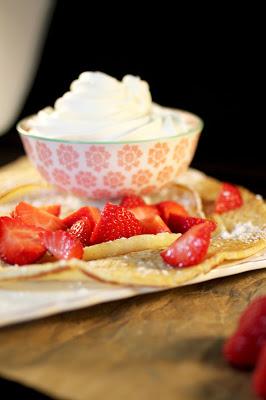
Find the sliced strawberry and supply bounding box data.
[160,222,212,267]
[13,202,65,231]
[120,194,145,208]
[215,182,243,213]
[40,230,83,260]
[68,217,92,246]
[0,216,46,265]
[156,201,188,224]
[168,214,217,234]
[39,204,61,217]
[253,344,266,399]
[90,203,143,244]
[129,205,159,221]
[223,296,266,368]
[141,215,171,234]
[63,206,100,229]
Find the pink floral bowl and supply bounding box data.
[17,109,203,200]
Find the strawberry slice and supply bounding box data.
[223,296,266,368]
[63,206,100,229]
[253,344,266,399]
[40,230,83,260]
[160,222,212,267]
[90,203,143,244]
[141,215,171,234]
[68,217,92,246]
[129,205,159,221]
[14,202,65,231]
[0,216,46,265]
[215,182,243,213]
[168,214,217,234]
[156,201,188,224]
[39,204,61,217]
[120,194,145,208]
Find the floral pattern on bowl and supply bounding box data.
[18,109,202,200]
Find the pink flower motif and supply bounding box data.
[75,171,97,188]
[140,185,156,195]
[36,165,50,182]
[148,142,169,168]
[57,144,79,170]
[36,141,53,167]
[116,188,136,197]
[85,146,111,172]
[176,160,189,175]
[22,137,35,159]
[117,144,143,171]
[53,168,71,186]
[71,187,89,199]
[92,188,112,200]
[173,138,189,162]
[189,134,199,157]
[103,172,125,188]
[132,169,152,186]
[157,166,174,184]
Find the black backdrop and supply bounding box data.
[1,0,265,194]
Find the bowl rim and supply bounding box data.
[17,108,204,145]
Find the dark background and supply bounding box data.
[0,0,265,199]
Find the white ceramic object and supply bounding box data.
[17,109,203,199]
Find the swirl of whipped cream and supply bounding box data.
[29,72,185,141]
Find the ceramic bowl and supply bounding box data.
[17,109,203,200]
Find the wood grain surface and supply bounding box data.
[0,269,265,400]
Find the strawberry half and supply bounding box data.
[223,296,266,368]
[120,194,145,208]
[215,182,243,213]
[63,206,100,229]
[156,201,188,224]
[40,230,83,260]
[14,202,65,231]
[0,216,46,265]
[141,215,171,234]
[168,214,217,234]
[129,205,159,221]
[90,203,143,244]
[39,204,61,217]
[68,217,92,246]
[253,344,266,399]
[160,222,212,267]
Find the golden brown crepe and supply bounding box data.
[0,157,265,287]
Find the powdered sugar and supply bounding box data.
[220,221,266,242]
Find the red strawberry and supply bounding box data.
[40,230,83,260]
[14,202,65,231]
[63,206,100,229]
[120,194,145,208]
[156,201,188,224]
[0,216,46,265]
[90,203,143,244]
[160,222,212,267]
[223,297,266,368]
[39,204,61,217]
[68,217,92,246]
[141,215,171,234]
[168,214,217,234]
[253,344,266,399]
[129,205,159,221]
[215,182,243,213]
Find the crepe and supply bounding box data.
[0,157,265,287]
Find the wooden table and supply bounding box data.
[0,268,265,400]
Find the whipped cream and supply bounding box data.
[28,72,188,141]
